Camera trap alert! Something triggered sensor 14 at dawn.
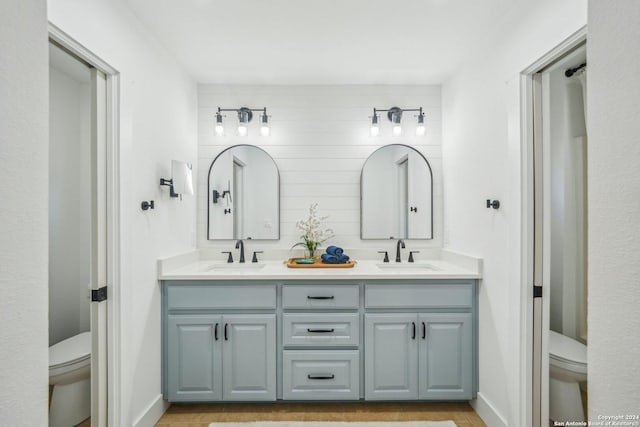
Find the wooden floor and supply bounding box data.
[155,402,486,427]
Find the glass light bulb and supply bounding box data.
[370,113,379,136]
[215,113,224,136]
[260,113,270,136]
[416,113,425,136]
[392,124,402,137]
[237,124,248,137]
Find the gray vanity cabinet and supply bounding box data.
[418,313,472,399]
[163,279,477,403]
[167,314,222,401]
[281,283,361,400]
[222,314,276,401]
[163,282,277,402]
[364,313,418,400]
[166,313,276,402]
[364,282,476,401]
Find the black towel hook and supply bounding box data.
[486,199,500,210]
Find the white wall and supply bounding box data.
[49,63,92,345]
[47,0,198,425]
[198,85,443,257]
[0,1,49,425]
[587,0,640,418]
[441,1,587,425]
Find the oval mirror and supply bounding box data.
[361,144,433,239]
[207,145,280,240]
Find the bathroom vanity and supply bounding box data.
[159,255,480,403]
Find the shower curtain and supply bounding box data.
[564,69,588,343]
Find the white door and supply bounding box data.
[90,67,108,427]
[528,40,588,426]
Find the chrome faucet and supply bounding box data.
[235,239,245,263]
[395,239,405,263]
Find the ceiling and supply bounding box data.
[121,0,527,85]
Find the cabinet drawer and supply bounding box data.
[167,284,276,310]
[282,350,359,400]
[282,313,360,347]
[282,285,359,309]
[365,283,473,309]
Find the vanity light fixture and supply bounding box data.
[370,106,425,137]
[215,106,270,137]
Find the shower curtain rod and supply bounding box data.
[565,62,586,77]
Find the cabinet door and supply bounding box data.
[418,313,473,400]
[167,315,222,401]
[222,314,276,401]
[364,313,418,400]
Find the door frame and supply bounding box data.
[519,26,587,427]
[48,23,121,427]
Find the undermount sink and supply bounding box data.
[204,263,266,272]
[376,262,439,271]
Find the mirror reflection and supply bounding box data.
[361,144,433,239]
[208,145,280,240]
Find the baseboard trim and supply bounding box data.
[132,394,169,427]
[471,392,508,427]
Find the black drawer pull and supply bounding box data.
[307,295,335,300]
[422,322,426,339]
[224,323,228,341]
[307,328,335,333]
[412,322,416,340]
[214,323,219,341]
[307,374,335,380]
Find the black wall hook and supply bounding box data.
[141,200,155,211]
[486,199,500,210]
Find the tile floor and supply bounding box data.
[155,402,487,427]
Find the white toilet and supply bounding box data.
[49,331,91,427]
[549,330,587,422]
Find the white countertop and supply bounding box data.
[158,250,482,281]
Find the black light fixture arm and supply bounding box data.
[216,106,268,122]
[373,106,423,121]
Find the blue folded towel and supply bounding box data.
[326,245,344,256]
[321,253,339,264]
[321,253,350,264]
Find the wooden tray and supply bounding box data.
[285,258,357,268]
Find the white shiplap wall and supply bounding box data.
[197,85,443,257]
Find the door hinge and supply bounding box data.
[91,286,108,302]
[533,285,543,298]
